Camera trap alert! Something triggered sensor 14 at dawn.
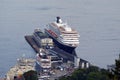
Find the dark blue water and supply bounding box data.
[0,0,120,77]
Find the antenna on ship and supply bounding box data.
[56,16,62,23]
[119,53,120,60]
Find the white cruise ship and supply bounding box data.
[45,17,80,55]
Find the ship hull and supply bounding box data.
[45,29,77,56]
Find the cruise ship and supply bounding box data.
[36,49,63,70]
[36,49,51,69]
[33,28,54,49]
[36,48,63,79]
[45,17,80,55]
[36,49,51,79]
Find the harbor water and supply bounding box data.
[0,0,120,77]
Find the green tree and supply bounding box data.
[87,72,109,80]
[87,72,101,80]
[59,66,109,80]
[108,54,120,80]
[72,69,87,80]
[23,70,38,80]
[114,54,120,80]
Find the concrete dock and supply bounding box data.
[25,35,39,53]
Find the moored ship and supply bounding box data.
[36,49,63,70]
[33,28,54,49]
[36,49,51,68]
[45,17,80,55]
[35,48,63,79]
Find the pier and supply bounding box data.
[25,35,39,53]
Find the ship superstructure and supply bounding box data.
[36,49,63,70]
[36,48,63,79]
[33,28,53,49]
[45,17,80,54]
[36,49,51,70]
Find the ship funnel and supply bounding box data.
[56,16,62,23]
